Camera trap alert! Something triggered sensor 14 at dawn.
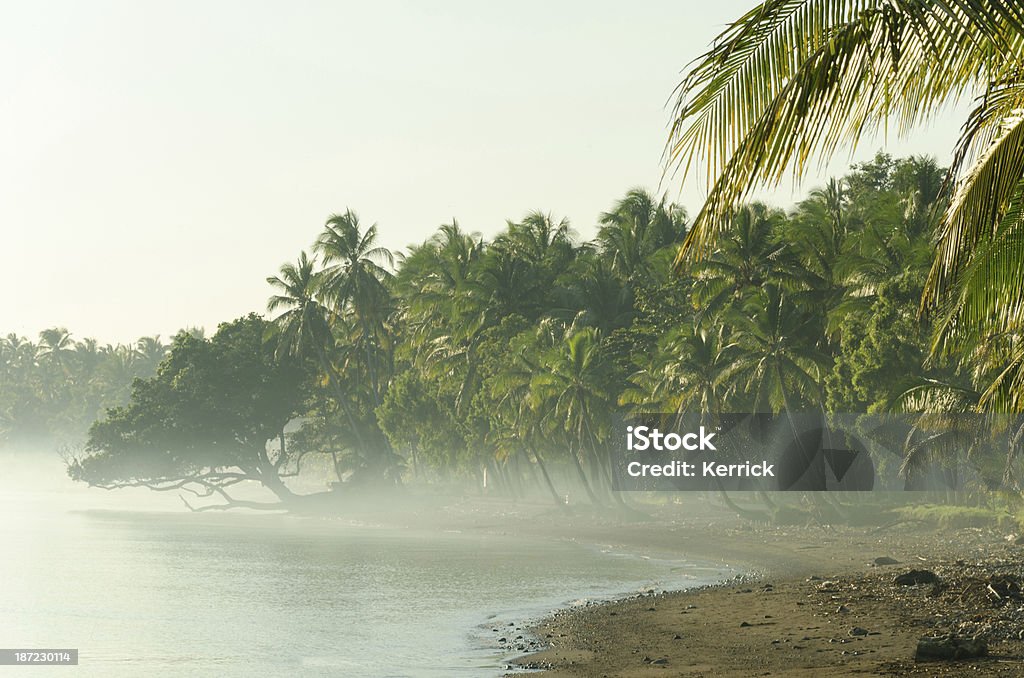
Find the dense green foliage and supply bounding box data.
[666,1,1024,415]
[66,316,312,503]
[33,155,1005,507]
[0,330,170,444]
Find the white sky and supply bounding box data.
[1,0,970,344]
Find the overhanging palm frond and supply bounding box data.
[931,176,1024,359]
[926,110,1024,310]
[667,0,1024,263]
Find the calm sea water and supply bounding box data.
[0,455,729,677]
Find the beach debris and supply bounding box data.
[956,574,1023,606]
[872,556,899,566]
[894,569,939,586]
[836,605,850,613]
[849,626,869,636]
[915,634,987,661]
[739,621,752,627]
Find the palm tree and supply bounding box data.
[666,2,1024,410]
[3,334,37,379]
[723,286,831,414]
[266,251,369,452]
[133,336,167,375]
[597,188,687,281]
[690,204,795,323]
[487,345,568,510]
[395,222,489,415]
[396,221,483,344]
[95,344,137,404]
[267,252,334,364]
[531,327,612,506]
[496,211,574,267]
[73,338,102,374]
[621,324,735,422]
[314,210,394,406]
[37,328,74,376]
[558,256,635,336]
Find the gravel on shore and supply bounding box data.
[509,523,1024,677]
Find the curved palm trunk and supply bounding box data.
[568,440,602,506]
[582,407,627,509]
[313,341,369,451]
[532,446,571,513]
[360,327,381,408]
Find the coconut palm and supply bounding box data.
[266,251,370,451]
[690,203,796,323]
[487,344,568,510]
[267,252,333,364]
[621,324,736,421]
[531,327,613,505]
[133,336,167,375]
[396,221,483,347]
[37,327,74,378]
[395,222,490,414]
[73,338,102,375]
[558,256,635,336]
[666,1,1024,410]
[722,286,831,414]
[597,188,687,281]
[314,210,394,406]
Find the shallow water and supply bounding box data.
[0,455,729,676]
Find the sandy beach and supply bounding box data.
[326,491,1024,675]
[440,499,1024,677]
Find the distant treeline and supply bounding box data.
[0,330,205,445]
[43,153,999,509]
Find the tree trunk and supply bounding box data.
[533,447,570,513]
[568,443,602,506]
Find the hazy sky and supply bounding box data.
[2,0,968,343]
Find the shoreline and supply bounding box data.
[484,548,741,674]
[496,516,1024,676]
[35,482,1024,676]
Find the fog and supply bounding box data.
[0,447,728,676]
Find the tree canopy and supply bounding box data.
[67,315,312,507]
[8,161,1005,509]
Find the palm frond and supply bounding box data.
[668,0,1023,263]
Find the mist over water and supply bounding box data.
[0,452,728,677]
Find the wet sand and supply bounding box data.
[322,492,1024,676]
[492,507,1024,676]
